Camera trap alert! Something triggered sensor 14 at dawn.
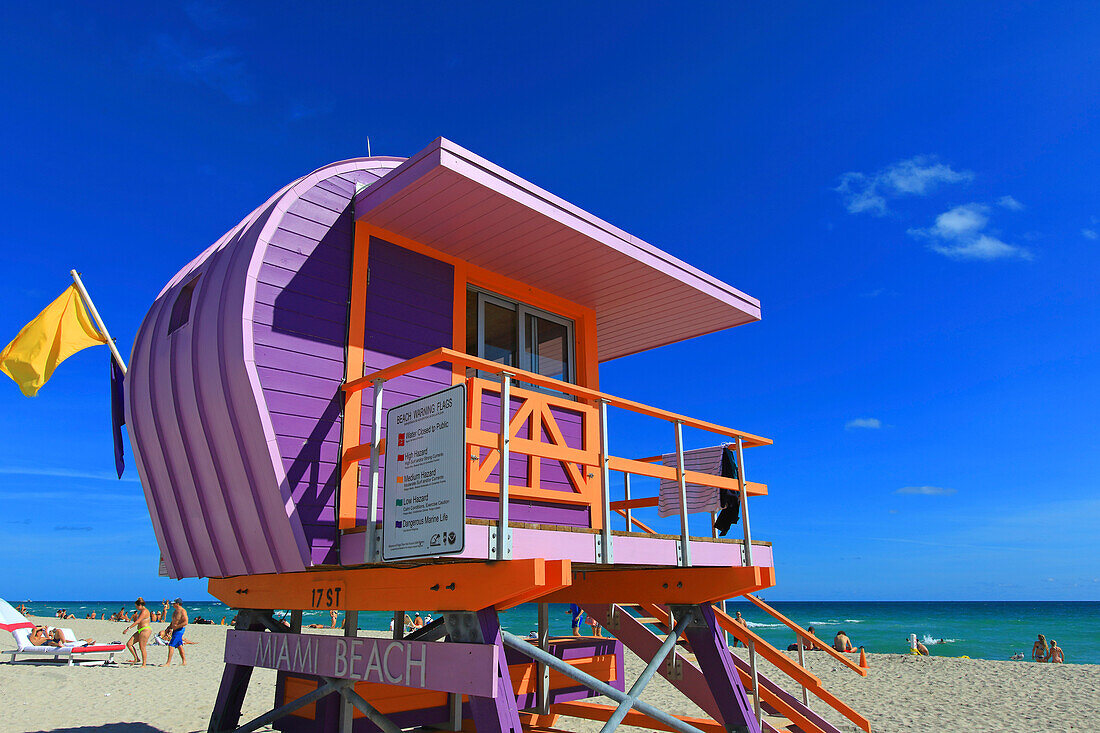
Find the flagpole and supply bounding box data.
[70,269,127,375]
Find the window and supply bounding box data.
[466,287,575,385]
[168,275,200,334]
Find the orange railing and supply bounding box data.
[340,347,771,564]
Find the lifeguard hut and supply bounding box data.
[126,139,871,733]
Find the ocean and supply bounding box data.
[15,600,1099,665]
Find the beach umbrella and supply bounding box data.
[0,598,34,633]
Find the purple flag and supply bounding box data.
[110,356,125,478]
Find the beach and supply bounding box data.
[2,616,1097,733]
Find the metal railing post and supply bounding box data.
[366,378,385,563]
[598,399,613,563]
[339,610,360,733]
[497,374,512,560]
[623,474,632,532]
[536,603,550,714]
[735,436,753,567]
[748,638,762,727]
[673,420,692,567]
[797,639,809,706]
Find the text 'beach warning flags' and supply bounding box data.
[0,285,106,397]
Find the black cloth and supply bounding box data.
[713,446,741,536]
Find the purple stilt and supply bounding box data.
[443,607,522,733]
[682,604,761,733]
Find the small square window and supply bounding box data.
[168,275,200,334]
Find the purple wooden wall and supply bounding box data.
[128,158,404,578]
[356,237,455,523]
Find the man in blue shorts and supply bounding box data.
[566,604,584,635]
[162,598,189,666]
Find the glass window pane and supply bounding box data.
[528,314,569,382]
[466,289,478,356]
[483,301,517,367]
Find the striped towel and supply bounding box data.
[657,445,724,518]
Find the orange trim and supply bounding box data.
[208,558,572,612]
[553,701,724,733]
[345,348,772,447]
[540,566,773,605]
[612,508,658,534]
[607,456,769,496]
[610,496,658,510]
[352,222,598,387]
[338,224,372,530]
[711,606,872,733]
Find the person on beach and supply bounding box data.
[587,614,603,637]
[413,613,424,629]
[124,597,153,666]
[1046,640,1064,663]
[162,598,189,666]
[29,626,94,647]
[833,630,855,652]
[16,604,27,614]
[732,611,745,647]
[330,610,340,628]
[1032,634,1049,662]
[567,604,585,635]
[915,639,929,656]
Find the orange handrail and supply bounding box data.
[742,594,867,677]
[640,603,858,733]
[343,347,772,447]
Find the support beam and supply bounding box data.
[445,609,523,733]
[679,604,759,733]
[500,630,705,733]
[233,679,347,733]
[600,609,694,732]
[540,566,773,606]
[209,558,572,612]
[207,612,271,733]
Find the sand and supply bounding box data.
[1,616,1097,733]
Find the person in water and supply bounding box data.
[123,597,153,666]
[1032,634,1049,662]
[1046,640,1064,663]
[833,630,855,652]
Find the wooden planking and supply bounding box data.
[355,237,455,518]
[252,167,405,565]
[353,139,761,362]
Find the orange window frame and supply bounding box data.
[339,222,600,530]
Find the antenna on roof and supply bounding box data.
[366,137,372,157]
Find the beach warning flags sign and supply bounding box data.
[0,285,106,396]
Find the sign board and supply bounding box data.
[224,630,499,697]
[382,384,466,561]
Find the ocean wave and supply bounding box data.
[744,621,785,628]
[843,619,863,623]
[921,635,962,644]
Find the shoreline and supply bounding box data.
[1,616,1097,733]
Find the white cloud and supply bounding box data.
[1083,229,1098,240]
[846,418,882,430]
[998,195,1024,210]
[909,204,1033,261]
[835,156,973,215]
[895,486,957,495]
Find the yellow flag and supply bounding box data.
[0,285,107,396]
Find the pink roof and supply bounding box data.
[354,138,760,361]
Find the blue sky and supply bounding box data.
[1,2,1098,601]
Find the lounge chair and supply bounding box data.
[2,615,126,666]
